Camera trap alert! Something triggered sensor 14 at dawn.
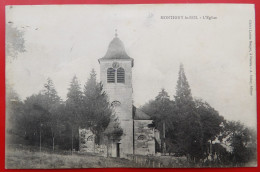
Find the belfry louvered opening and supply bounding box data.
[117,68,125,83]
[107,68,115,83]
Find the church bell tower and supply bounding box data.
[98,31,134,157]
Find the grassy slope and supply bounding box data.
[5,148,137,169]
[5,143,257,169]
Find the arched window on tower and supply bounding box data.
[107,68,115,83]
[117,67,125,83]
[111,100,121,108]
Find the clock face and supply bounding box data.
[112,62,119,69]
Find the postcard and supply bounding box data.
[5,4,257,168]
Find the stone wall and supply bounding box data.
[134,120,156,155]
[79,128,107,156]
[79,128,95,152]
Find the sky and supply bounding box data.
[6,4,256,128]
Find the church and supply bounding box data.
[79,32,160,158]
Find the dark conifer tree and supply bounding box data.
[67,76,83,106]
[66,75,83,151]
[83,69,112,144]
[175,63,194,110]
[174,63,203,162]
[42,78,62,151]
[43,78,60,106]
[155,88,170,101]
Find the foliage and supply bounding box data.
[195,99,224,142]
[6,70,115,153]
[103,114,123,141]
[220,121,257,165]
[142,88,176,153]
[66,75,84,124]
[65,75,84,151]
[6,64,257,166]
[142,64,256,166]
[6,23,26,62]
[171,64,202,161]
[6,83,24,138]
[195,99,225,160]
[83,69,112,144]
[175,64,194,109]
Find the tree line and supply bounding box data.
[6,69,122,152]
[6,65,257,166]
[141,64,256,166]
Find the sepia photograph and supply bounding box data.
[5,4,257,168]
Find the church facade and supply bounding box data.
[79,33,160,158]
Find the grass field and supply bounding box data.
[7,145,253,169]
[5,146,138,169]
[6,145,192,169]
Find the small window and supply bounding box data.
[137,135,146,141]
[80,131,86,144]
[87,135,94,141]
[117,68,125,83]
[107,68,115,83]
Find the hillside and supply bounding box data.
[5,146,137,169]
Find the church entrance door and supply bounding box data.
[116,143,120,157]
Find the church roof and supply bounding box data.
[99,32,134,67]
[102,37,131,60]
[132,106,151,120]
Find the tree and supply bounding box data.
[47,102,65,151]
[83,69,112,145]
[42,78,60,150]
[66,75,84,152]
[20,78,62,151]
[22,93,51,147]
[6,83,25,144]
[41,78,62,151]
[142,88,176,154]
[175,63,194,109]
[195,99,224,159]
[42,78,60,105]
[220,121,257,165]
[103,114,123,157]
[142,88,172,124]
[174,64,203,162]
[6,22,26,62]
[142,64,227,163]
